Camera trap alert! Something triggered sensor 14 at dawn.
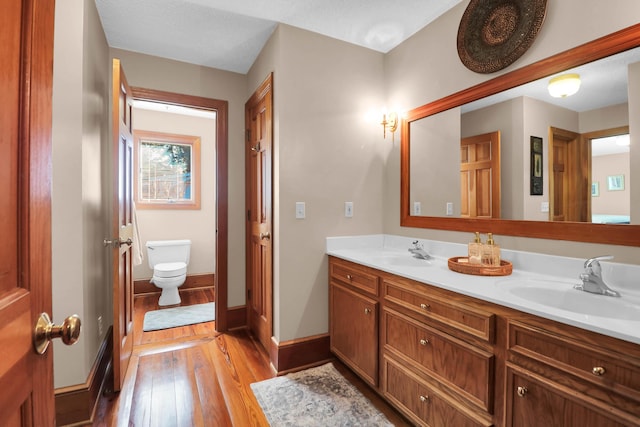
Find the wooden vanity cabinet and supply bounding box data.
[329,257,379,387]
[328,256,640,426]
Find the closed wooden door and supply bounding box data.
[245,75,273,352]
[460,131,501,218]
[0,0,56,424]
[111,59,135,391]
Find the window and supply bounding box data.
[134,130,201,209]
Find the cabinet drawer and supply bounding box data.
[508,320,640,400]
[383,356,493,427]
[330,258,379,297]
[383,308,494,412]
[383,277,495,343]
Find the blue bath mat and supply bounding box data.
[143,302,215,331]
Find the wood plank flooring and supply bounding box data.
[91,289,409,426]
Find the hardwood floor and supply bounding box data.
[91,289,410,426]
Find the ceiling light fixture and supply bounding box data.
[548,73,581,98]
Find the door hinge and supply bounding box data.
[246,129,251,141]
[247,209,250,221]
[247,289,252,300]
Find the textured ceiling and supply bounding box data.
[95,0,464,73]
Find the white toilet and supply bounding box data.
[146,239,191,306]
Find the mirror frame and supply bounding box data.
[401,23,640,246]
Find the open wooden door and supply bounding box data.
[110,59,135,391]
[549,127,588,222]
[460,131,501,218]
[245,74,273,353]
[0,0,56,424]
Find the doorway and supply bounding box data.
[131,87,229,332]
[460,131,501,218]
[130,100,219,343]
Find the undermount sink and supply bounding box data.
[369,254,432,267]
[496,278,640,320]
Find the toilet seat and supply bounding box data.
[153,262,187,278]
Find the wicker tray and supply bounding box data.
[448,256,512,276]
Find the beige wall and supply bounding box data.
[131,108,216,280]
[248,24,386,342]
[592,153,631,216]
[384,0,640,263]
[52,0,111,388]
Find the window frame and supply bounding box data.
[133,130,201,210]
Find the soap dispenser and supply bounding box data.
[468,232,482,264]
[482,233,501,266]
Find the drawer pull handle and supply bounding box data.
[516,386,527,397]
[592,366,606,376]
[420,303,430,310]
[346,274,353,280]
[364,308,372,315]
[419,338,429,346]
[419,395,429,402]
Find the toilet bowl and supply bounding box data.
[146,240,191,306]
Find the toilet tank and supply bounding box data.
[146,239,191,269]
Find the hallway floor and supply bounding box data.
[91,288,409,426]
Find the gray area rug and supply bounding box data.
[143,302,215,331]
[250,362,393,426]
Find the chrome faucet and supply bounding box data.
[574,255,620,297]
[408,240,432,260]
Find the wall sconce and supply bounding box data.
[381,112,398,139]
[548,73,581,98]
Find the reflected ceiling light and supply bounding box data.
[548,73,581,98]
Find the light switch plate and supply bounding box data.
[296,202,305,219]
[541,202,549,213]
[345,202,353,218]
[446,202,453,216]
[413,202,421,215]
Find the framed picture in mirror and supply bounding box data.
[608,175,625,191]
[530,136,543,195]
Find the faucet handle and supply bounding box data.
[584,255,614,269]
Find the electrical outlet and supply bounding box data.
[413,202,421,215]
[296,202,305,219]
[345,202,353,218]
[446,202,453,216]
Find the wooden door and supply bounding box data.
[330,283,378,387]
[245,74,273,352]
[460,132,501,218]
[0,0,55,424]
[549,127,587,222]
[111,59,135,391]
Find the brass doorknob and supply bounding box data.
[33,313,81,355]
[260,232,271,240]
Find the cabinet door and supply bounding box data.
[330,282,378,387]
[507,367,633,427]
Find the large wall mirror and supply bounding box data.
[401,24,640,246]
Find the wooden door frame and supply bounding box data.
[130,87,229,332]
